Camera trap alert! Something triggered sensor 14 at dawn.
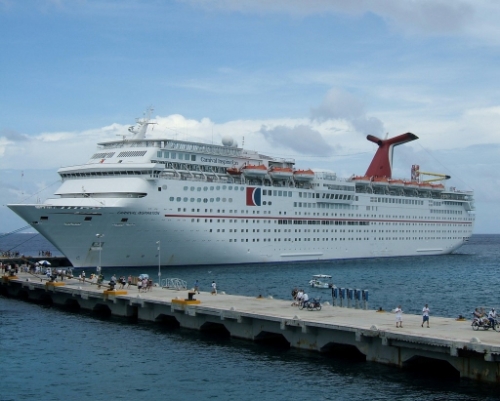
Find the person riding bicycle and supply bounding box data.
[488,308,497,328]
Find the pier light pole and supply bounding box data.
[96,234,104,276]
[156,240,161,287]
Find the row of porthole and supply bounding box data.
[183,185,244,192]
[170,197,234,203]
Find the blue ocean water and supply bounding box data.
[1,233,500,400]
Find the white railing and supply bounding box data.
[160,278,187,290]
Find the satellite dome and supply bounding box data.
[221,136,234,147]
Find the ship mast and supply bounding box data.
[128,107,155,139]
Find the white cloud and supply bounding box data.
[310,88,384,136]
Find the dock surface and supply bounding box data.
[2,272,500,383]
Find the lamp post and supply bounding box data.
[96,233,104,276]
[156,240,161,287]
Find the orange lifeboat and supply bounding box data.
[372,176,389,186]
[418,182,433,189]
[268,167,293,180]
[226,167,242,176]
[388,179,405,187]
[241,164,268,178]
[293,169,314,181]
[403,181,419,189]
[430,183,445,191]
[351,175,372,184]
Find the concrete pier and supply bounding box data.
[2,272,500,383]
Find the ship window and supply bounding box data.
[157,151,162,158]
[163,151,169,158]
[190,198,194,202]
[190,187,195,191]
[216,197,221,202]
[222,185,227,190]
[183,197,188,202]
[169,197,174,201]
[171,153,176,159]
[197,187,201,192]
[197,198,201,202]
[158,187,161,192]
[191,155,196,161]
[40,216,48,220]
[121,218,128,222]
[84,217,92,221]
[185,154,190,160]
[184,186,188,190]
[176,197,181,201]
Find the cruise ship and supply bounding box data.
[8,111,475,268]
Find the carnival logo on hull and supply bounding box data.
[246,187,261,206]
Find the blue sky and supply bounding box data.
[1,0,500,233]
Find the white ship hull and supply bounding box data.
[8,112,475,268]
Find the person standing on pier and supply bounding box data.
[211,281,217,295]
[81,271,86,282]
[488,308,497,329]
[194,280,200,294]
[394,305,403,328]
[422,304,430,328]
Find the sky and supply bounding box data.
[1,0,500,234]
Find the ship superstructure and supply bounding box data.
[8,111,475,268]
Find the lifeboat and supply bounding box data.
[430,183,445,191]
[268,167,293,180]
[388,179,405,187]
[293,169,314,181]
[226,167,242,176]
[418,182,433,190]
[241,164,268,178]
[372,176,389,186]
[351,175,372,185]
[403,181,419,189]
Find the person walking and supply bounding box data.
[422,304,430,328]
[194,280,200,294]
[394,305,403,328]
[211,280,217,295]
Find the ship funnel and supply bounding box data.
[365,132,418,178]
